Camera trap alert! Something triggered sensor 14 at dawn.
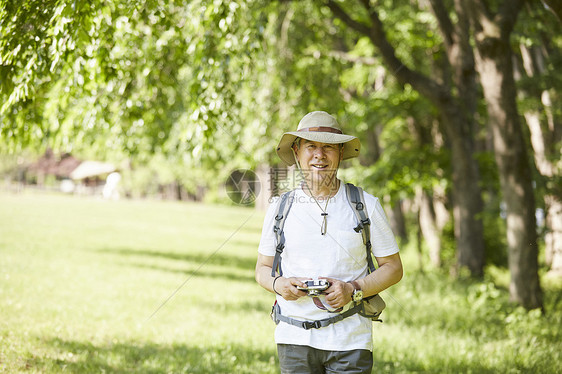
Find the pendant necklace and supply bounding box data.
[318,197,330,235]
[303,182,336,235]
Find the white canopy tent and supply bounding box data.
[70,161,116,180]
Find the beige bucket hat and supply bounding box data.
[276,111,361,166]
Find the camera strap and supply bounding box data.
[311,295,343,313]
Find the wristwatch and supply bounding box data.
[350,281,363,302]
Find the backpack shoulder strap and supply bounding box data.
[345,183,376,273]
[271,189,296,277]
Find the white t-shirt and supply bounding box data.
[258,182,399,351]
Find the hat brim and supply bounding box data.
[276,131,361,166]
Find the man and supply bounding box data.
[255,111,403,373]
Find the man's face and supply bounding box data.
[293,139,343,182]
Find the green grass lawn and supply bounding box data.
[0,191,560,373]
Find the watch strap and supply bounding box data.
[350,281,361,291]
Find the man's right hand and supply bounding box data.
[274,277,309,300]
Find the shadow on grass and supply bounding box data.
[98,247,256,273]
[98,246,257,284]
[28,337,509,374]
[31,337,278,374]
[371,358,504,374]
[128,262,255,284]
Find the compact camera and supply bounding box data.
[297,279,330,296]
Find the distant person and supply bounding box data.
[103,172,121,200]
[255,111,403,373]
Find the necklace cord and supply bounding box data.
[291,146,337,235]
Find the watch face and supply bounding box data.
[354,290,363,301]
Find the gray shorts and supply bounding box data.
[277,344,373,374]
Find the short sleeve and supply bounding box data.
[257,197,280,256]
[368,197,400,257]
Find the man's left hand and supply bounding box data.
[320,277,354,308]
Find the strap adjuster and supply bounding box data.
[354,219,371,233]
[275,243,284,253]
[302,320,321,330]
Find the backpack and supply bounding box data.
[270,183,386,330]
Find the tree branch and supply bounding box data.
[427,0,455,47]
[325,0,371,36]
[326,0,447,103]
[302,49,378,65]
[326,50,378,65]
[542,0,562,21]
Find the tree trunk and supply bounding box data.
[408,116,450,268]
[545,196,562,276]
[387,200,408,245]
[470,0,543,309]
[518,43,562,277]
[525,111,562,276]
[431,0,485,275]
[441,109,486,276]
[418,188,442,268]
[360,129,382,167]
